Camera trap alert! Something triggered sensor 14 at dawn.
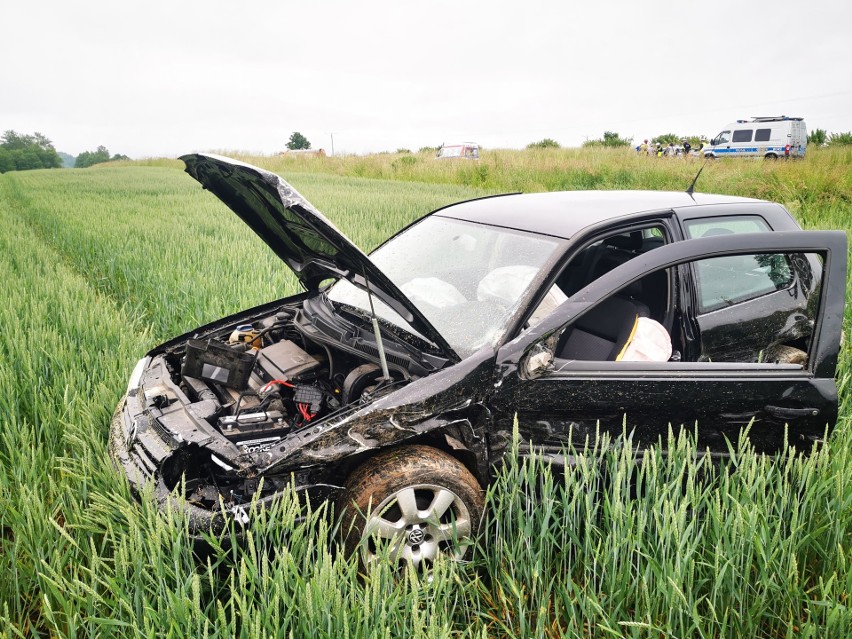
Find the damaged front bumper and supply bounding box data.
[108,394,343,536]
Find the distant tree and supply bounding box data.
[286,132,311,150]
[807,128,827,146]
[75,145,111,168]
[395,148,412,154]
[111,153,130,161]
[418,146,438,154]
[828,131,852,146]
[0,130,61,172]
[527,138,560,149]
[583,131,633,148]
[651,133,681,146]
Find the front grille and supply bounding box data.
[150,416,180,450]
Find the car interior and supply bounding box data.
[547,226,675,362]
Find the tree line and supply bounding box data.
[0,131,62,173]
[0,130,129,173]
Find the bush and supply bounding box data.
[583,131,633,148]
[808,128,828,146]
[526,138,560,149]
[828,131,852,146]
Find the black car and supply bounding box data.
[110,154,847,568]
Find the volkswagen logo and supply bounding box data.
[407,527,425,545]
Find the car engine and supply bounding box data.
[168,304,408,457]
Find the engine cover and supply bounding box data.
[255,340,321,382]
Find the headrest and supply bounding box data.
[604,231,643,250]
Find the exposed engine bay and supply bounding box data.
[153,295,451,457]
[123,293,457,518]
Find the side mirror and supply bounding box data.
[520,336,559,379]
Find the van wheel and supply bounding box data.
[764,153,778,160]
[338,445,484,570]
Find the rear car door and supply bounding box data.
[490,231,846,460]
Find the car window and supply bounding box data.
[541,250,822,368]
[693,252,822,364]
[732,129,753,143]
[683,215,771,238]
[716,130,731,144]
[526,223,669,329]
[694,253,793,313]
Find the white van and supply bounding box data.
[435,143,480,160]
[703,116,807,159]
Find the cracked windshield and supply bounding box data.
[328,216,561,356]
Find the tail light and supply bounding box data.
[785,145,790,156]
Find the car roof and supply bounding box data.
[434,190,765,239]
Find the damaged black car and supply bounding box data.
[110,154,847,568]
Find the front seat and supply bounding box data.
[557,296,650,361]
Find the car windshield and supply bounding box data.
[328,216,561,357]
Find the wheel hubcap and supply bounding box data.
[361,484,472,568]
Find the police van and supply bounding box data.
[703,116,807,159]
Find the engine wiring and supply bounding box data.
[260,379,294,393]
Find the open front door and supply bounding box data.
[491,231,846,459]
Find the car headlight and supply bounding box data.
[127,356,150,395]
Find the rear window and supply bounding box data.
[683,215,771,239]
[732,129,753,143]
[755,128,772,142]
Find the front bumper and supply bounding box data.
[108,397,343,535]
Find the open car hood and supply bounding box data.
[181,153,458,360]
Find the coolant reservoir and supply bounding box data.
[228,324,262,348]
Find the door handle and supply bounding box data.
[765,405,820,420]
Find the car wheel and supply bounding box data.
[765,153,778,160]
[338,445,484,570]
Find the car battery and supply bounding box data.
[219,410,287,442]
[182,339,257,390]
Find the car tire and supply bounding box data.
[338,445,484,570]
[765,153,778,160]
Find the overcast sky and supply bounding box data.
[3,1,850,157]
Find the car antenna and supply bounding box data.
[363,273,392,383]
[686,160,708,201]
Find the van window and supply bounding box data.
[755,128,772,142]
[732,129,753,143]
[716,131,731,144]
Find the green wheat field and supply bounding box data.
[1,148,850,637]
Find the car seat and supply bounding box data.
[557,296,650,361]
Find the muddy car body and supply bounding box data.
[110,154,846,564]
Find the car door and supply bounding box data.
[489,231,846,461]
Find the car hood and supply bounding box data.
[181,153,458,360]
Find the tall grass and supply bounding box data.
[196,146,852,209]
[0,155,849,637]
[480,424,852,637]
